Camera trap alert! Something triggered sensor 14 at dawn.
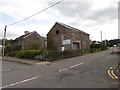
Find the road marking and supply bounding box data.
[111,70,118,79]
[59,68,68,72]
[58,62,84,72]
[108,61,119,79]
[2,69,11,72]
[1,76,39,89]
[110,61,118,69]
[69,62,84,69]
[117,69,120,75]
[108,70,114,79]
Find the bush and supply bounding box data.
[5,45,21,55]
[90,44,101,49]
[18,49,44,59]
[7,50,20,57]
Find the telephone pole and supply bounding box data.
[100,31,103,50]
[104,33,107,46]
[2,25,7,57]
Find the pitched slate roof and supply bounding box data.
[14,31,35,41]
[56,22,89,35]
[47,22,89,36]
[14,31,46,41]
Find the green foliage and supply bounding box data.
[5,45,22,55]
[47,35,57,50]
[107,39,120,47]
[90,44,101,49]
[7,50,19,57]
[101,45,107,50]
[18,49,44,59]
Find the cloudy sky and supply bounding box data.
[0,0,119,41]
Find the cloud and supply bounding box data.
[49,1,117,23]
[0,0,118,41]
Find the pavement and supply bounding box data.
[2,56,50,65]
[1,49,120,88]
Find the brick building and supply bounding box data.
[12,31,47,49]
[47,22,90,51]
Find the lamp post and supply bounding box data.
[100,31,103,50]
[2,25,7,57]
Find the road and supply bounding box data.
[1,49,119,88]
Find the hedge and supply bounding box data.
[18,49,44,59]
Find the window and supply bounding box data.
[56,30,59,34]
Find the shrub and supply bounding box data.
[5,45,21,55]
[18,49,44,59]
[7,50,20,57]
[90,44,101,49]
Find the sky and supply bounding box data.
[0,0,119,41]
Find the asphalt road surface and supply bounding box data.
[1,49,119,88]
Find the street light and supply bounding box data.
[2,25,7,57]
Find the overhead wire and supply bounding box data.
[8,0,64,26]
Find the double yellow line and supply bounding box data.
[107,61,120,79]
[108,69,119,79]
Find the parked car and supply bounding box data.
[111,43,120,54]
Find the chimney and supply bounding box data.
[24,31,30,35]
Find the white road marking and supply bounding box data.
[2,69,11,72]
[69,62,84,69]
[59,68,68,72]
[58,62,84,72]
[110,61,118,69]
[1,76,39,89]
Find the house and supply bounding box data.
[12,31,47,49]
[47,22,90,51]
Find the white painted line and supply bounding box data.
[59,68,68,72]
[58,62,84,72]
[110,67,113,69]
[114,64,118,69]
[1,76,39,89]
[2,69,11,72]
[110,61,118,70]
[69,62,84,69]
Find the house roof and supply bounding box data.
[14,31,35,41]
[47,22,89,35]
[14,31,46,41]
[57,22,89,35]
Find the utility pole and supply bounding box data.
[104,33,107,46]
[2,25,7,57]
[100,31,103,50]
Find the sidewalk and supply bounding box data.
[2,56,50,65]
